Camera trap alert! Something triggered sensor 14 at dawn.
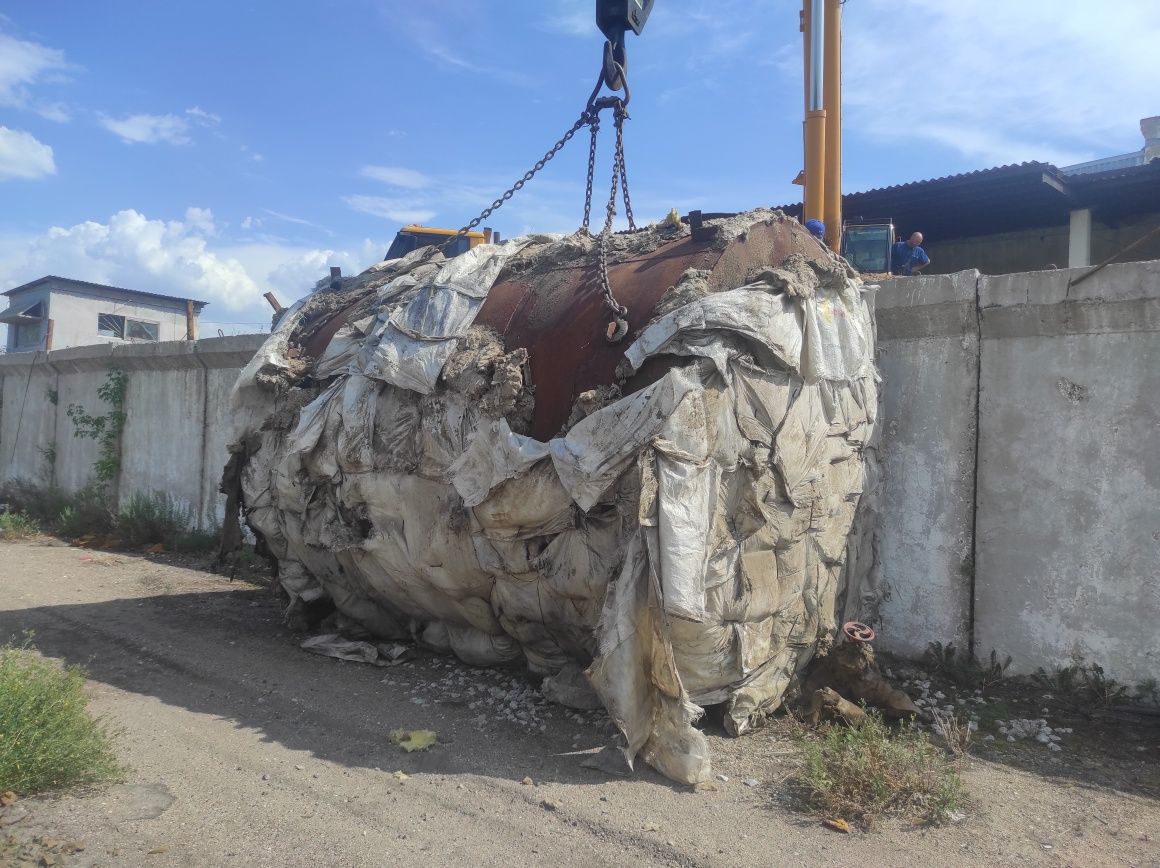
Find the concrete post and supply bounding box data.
[1068,208,1092,268]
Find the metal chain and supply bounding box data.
[580,115,600,233]
[441,110,593,252]
[614,105,636,231]
[437,59,637,343]
[598,128,629,342]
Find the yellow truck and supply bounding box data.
[383,225,497,260]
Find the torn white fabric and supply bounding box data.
[361,238,531,394]
[226,212,878,787]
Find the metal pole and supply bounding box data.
[803,0,826,223]
[808,0,824,112]
[823,0,842,251]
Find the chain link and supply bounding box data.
[440,60,638,343]
[580,116,600,234]
[441,110,592,252]
[614,106,636,232]
[597,117,629,339]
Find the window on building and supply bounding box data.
[13,321,41,347]
[96,314,159,342]
[97,313,125,338]
[126,319,159,341]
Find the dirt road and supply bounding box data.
[1,540,1157,866]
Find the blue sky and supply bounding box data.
[2,0,1158,333]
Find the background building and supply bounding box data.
[781,116,1160,276]
[0,276,207,353]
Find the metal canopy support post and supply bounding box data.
[1068,208,1092,268]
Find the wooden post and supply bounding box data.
[185,300,197,341]
[44,318,54,351]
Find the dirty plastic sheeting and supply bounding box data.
[226,212,878,786]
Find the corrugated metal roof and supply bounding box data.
[3,275,209,308]
[776,158,1160,242]
[1060,151,1145,176]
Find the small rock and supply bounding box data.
[295,764,304,771]
[521,776,534,786]
[742,778,759,788]
[0,805,29,826]
[542,799,562,811]
[948,811,966,823]
[715,774,729,782]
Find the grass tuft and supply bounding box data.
[0,512,39,540]
[115,491,192,547]
[795,711,964,828]
[0,642,122,795]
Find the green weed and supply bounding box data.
[795,712,965,828]
[115,491,192,547]
[0,512,39,540]
[1031,660,1130,709]
[924,642,1011,691]
[0,642,122,794]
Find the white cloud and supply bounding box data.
[0,209,257,311]
[0,31,71,109]
[394,10,533,88]
[360,165,432,189]
[538,1,591,37]
[261,208,327,231]
[0,127,55,180]
[342,195,436,224]
[840,0,1160,166]
[185,106,221,126]
[0,210,393,332]
[36,102,70,123]
[98,113,192,145]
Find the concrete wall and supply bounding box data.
[0,334,265,527]
[1,263,1157,684]
[874,271,978,656]
[879,260,1160,685]
[973,262,1160,686]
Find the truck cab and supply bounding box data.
[384,225,491,261]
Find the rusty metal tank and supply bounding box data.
[301,209,831,439]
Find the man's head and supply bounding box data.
[804,219,826,240]
[907,232,924,247]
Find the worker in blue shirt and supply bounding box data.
[804,218,826,242]
[891,232,930,275]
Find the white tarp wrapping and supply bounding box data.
[226,213,878,784]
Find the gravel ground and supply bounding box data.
[0,539,1157,867]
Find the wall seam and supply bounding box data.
[194,348,211,530]
[968,274,983,657]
